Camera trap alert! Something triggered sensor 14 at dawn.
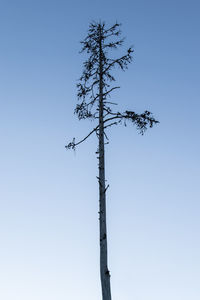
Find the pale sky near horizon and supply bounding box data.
[0,0,200,299]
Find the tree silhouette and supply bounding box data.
[66,21,159,300]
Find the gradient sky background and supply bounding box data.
[0,0,200,299]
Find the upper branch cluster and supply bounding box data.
[66,21,159,150]
[75,21,134,121]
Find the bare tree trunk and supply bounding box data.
[98,25,112,300]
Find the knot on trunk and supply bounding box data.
[100,233,106,242]
[105,268,111,277]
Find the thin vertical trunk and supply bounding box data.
[98,25,112,300]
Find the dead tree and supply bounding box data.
[66,21,159,300]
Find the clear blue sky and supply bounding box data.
[0,0,200,299]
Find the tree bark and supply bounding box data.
[98,25,112,300]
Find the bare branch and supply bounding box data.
[65,125,99,150]
[103,47,133,74]
[103,38,124,49]
[104,121,119,129]
[102,86,120,97]
[104,101,118,105]
[104,131,109,141]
